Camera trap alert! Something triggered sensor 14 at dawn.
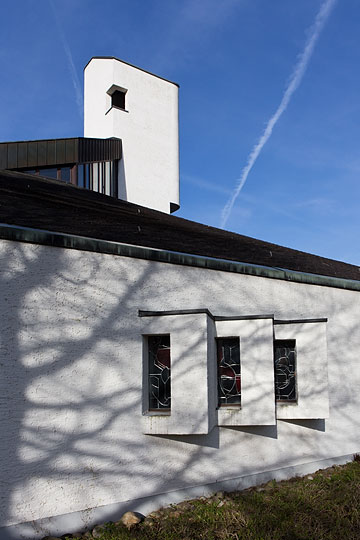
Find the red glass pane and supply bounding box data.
[157,347,170,368]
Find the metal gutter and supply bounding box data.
[139,310,275,320]
[0,223,360,292]
[274,318,328,325]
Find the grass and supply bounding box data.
[66,459,360,540]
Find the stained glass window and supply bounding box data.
[274,340,297,402]
[148,335,171,410]
[217,337,241,406]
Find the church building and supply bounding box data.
[0,57,359,540]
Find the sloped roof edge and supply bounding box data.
[0,169,359,286]
[84,56,179,87]
[0,222,359,292]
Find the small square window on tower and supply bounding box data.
[111,89,126,110]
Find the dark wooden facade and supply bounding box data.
[0,137,122,170]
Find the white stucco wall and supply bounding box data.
[1,239,359,537]
[84,58,179,213]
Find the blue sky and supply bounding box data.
[1,0,359,265]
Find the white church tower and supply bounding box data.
[84,57,180,214]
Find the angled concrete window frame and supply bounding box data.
[215,317,276,427]
[274,320,329,420]
[139,310,215,435]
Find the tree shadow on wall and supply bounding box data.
[0,239,359,539]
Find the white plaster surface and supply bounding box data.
[1,239,360,538]
[84,58,179,213]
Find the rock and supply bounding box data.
[120,511,143,529]
[92,524,106,538]
[147,510,161,519]
[170,511,181,518]
[176,502,189,511]
[217,500,225,507]
[92,521,114,537]
[307,475,314,480]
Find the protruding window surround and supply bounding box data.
[274,320,329,420]
[139,310,329,434]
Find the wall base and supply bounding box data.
[1,453,354,540]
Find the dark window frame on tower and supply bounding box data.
[111,89,126,110]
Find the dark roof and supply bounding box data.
[0,169,359,282]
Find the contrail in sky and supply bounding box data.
[49,0,83,119]
[221,0,337,228]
